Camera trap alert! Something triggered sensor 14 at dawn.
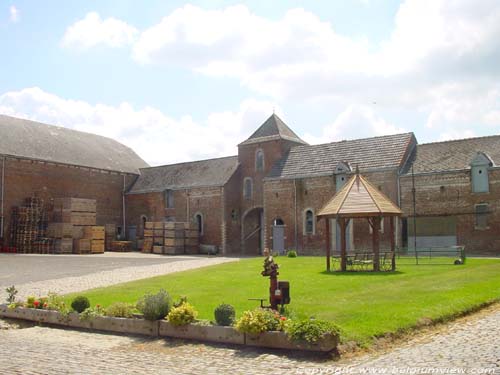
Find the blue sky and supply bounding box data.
[1,1,499,165]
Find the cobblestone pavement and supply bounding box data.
[0,253,238,301]
[0,305,499,374]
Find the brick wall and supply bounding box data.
[400,169,500,255]
[0,156,136,244]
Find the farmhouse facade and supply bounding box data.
[0,114,499,256]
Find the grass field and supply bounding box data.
[66,256,500,345]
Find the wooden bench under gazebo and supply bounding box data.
[317,168,402,272]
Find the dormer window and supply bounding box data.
[335,161,351,191]
[255,149,264,172]
[470,152,493,193]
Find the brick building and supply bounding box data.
[1,113,499,256]
[0,115,148,245]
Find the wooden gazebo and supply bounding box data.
[317,170,402,272]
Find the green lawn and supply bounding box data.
[66,257,500,345]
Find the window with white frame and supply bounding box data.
[475,204,489,229]
[255,149,265,172]
[243,177,253,199]
[304,209,315,235]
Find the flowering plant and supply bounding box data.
[235,308,284,334]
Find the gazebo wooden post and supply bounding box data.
[372,217,381,271]
[325,217,331,272]
[339,218,347,271]
[390,216,396,271]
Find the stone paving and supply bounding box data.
[0,305,499,374]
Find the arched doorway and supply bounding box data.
[242,207,263,255]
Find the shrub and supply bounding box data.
[287,250,298,258]
[214,303,235,326]
[235,308,281,334]
[26,296,36,308]
[46,293,70,316]
[79,305,105,321]
[167,302,198,326]
[71,296,90,313]
[285,319,340,344]
[105,302,134,318]
[136,289,172,321]
[5,285,18,304]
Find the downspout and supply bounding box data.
[122,174,126,239]
[294,179,298,250]
[1,156,5,239]
[186,189,190,220]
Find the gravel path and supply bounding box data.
[0,254,238,301]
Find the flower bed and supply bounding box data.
[0,304,338,352]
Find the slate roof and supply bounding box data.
[239,114,307,146]
[402,135,500,175]
[268,133,415,179]
[318,172,402,218]
[0,114,148,174]
[128,156,239,194]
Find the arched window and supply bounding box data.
[255,149,265,172]
[273,218,284,226]
[304,209,315,235]
[243,177,253,199]
[194,213,203,235]
[140,215,147,237]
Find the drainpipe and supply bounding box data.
[1,156,5,239]
[294,179,298,250]
[186,189,190,220]
[122,174,126,239]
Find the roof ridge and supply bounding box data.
[336,176,357,215]
[142,155,238,170]
[304,132,415,149]
[360,175,383,213]
[419,134,500,146]
[0,113,131,148]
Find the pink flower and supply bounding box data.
[33,301,40,308]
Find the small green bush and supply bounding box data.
[5,286,18,304]
[167,302,198,326]
[79,305,105,321]
[136,289,172,321]
[214,303,235,326]
[285,319,340,343]
[105,302,134,318]
[235,308,281,334]
[287,250,298,258]
[71,296,91,313]
[26,296,36,308]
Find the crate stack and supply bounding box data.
[183,222,200,254]
[84,226,105,253]
[51,198,97,254]
[164,222,186,255]
[142,221,199,255]
[11,197,48,253]
[105,224,116,251]
[47,222,74,254]
[142,222,153,253]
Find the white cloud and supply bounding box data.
[303,105,406,145]
[0,87,281,166]
[9,5,19,23]
[62,12,138,49]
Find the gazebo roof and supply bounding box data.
[317,172,402,218]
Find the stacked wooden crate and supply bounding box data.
[142,222,153,253]
[11,197,49,253]
[142,221,200,255]
[52,198,97,254]
[84,226,105,253]
[105,224,116,251]
[164,222,186,255]
[47,222,74,254]
[184,222,200,254]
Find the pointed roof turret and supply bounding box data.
[239,114,307,146]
